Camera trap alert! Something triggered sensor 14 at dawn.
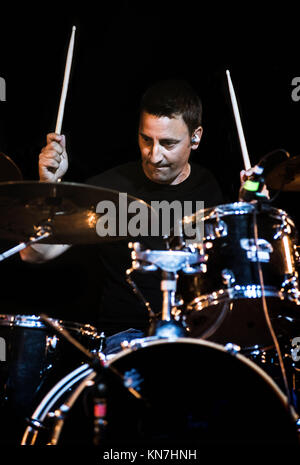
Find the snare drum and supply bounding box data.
[22,338,300,446]
[174,203,300,349]
[0,314,101,444]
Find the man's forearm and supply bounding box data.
[20,244,71,263]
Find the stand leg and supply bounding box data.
[0,229,51,262]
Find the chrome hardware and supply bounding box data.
[225,343,241,354]
[48,403,70,420]
[121,340,130,350]
[296,418,300,436]
[291,337,300,362]
[205,219,228,240]
[221,269,236,287]
[181,243,208,274]
[281,274,300,305]
[215,219,228,238]
[98,331,106,352]
[199,263,207,273]
[46,335,59,353]
[129,242,158,272]
[129,243,204,273]
[121,336,159,351]
[187,285,285,312]
[273,215,292,240]
[181,262,207,274]
[240,238,273,262]
[123,369,143,392]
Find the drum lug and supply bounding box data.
[206,219,228,240]
[221,269,236,287]
[240,238,273,262]
[273,217,292,240]
[281,274,300,305]
[225,342,241,354]
[46,335,59,353]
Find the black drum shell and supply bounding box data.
[175,203,300,349]
[177,203,298,301]
[0,314,100,444]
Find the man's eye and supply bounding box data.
[163,142,176,148]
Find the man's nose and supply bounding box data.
[148,142,163,164]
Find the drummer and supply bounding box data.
[19,79,260,354]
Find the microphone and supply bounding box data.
[239,149,290,202]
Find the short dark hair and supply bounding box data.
[140,79,203,135]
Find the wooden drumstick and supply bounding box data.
[226,69,251,171]
[55,26,76,135]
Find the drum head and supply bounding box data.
[103,339,298,445]
[30,338,299,446]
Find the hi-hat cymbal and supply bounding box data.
[0,181,155,244]
[0,153,22,181]
[265,155,300,191]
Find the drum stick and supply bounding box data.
[55,26,76,135]
[226,70,251,171]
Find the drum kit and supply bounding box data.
[1,29,300,443]
[0,150,300,446]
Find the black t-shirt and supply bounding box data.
[86,160,224,335]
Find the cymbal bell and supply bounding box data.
[265,155,300,191]
[0,181,154,244]
[0,153,22,181]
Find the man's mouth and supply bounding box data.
[149,164,170,169]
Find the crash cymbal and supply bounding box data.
[0,153,22,181]
[265,155,300,191]
[0,181,155,244]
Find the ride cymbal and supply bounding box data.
[266,155,300,191]
[0,153,22,182]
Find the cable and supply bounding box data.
[126,267,156,320]
[252,205,293,410]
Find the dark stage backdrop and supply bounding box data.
[0,2,299,327]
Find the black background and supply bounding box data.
[0,1,300,327]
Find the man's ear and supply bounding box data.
[190,126,203,149]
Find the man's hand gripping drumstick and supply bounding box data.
[226,69,269,199]
[21,27,76,262]
[39,26,76,183]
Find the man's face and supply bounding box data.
[138,111,200,185]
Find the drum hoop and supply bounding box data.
[22,338,299,445]
[0,314,99,337]
[21,363,95,446]
[108,336,298,420]
[187,285,283,311]
[188,202,296,228]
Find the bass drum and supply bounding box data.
[22,338,300,446]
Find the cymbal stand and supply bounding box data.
[28,314,145,446]
[128,242,205,338]
[0,225,52,262]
